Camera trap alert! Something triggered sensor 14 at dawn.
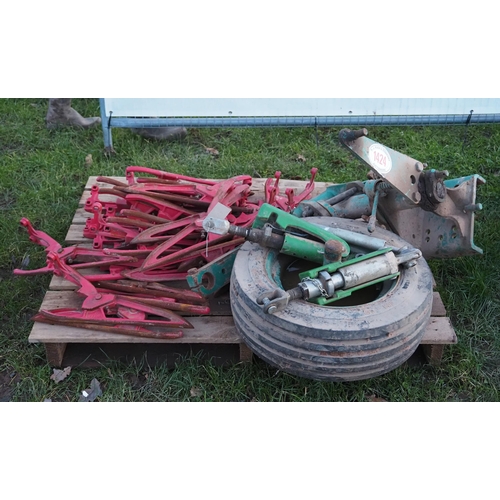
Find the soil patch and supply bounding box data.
[0,369,20,402]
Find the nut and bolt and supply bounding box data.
[435,170,449,179]
[324,239,346,263]
[261,297,277,314]
[412,192,422,203]
[464,203,483,212]
[403,261,417,269]
[415,162,424,172]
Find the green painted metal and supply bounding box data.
[298,247,399,305]
[280,234,328,264]
[252,203,351,260]
[292,184,371,219]
[311,273,399,306]
[299,247,393,278]
[186,247,240,296]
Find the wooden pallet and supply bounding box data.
[28,176,457,368]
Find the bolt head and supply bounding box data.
[412,192,422,203]
[415,162,424,172]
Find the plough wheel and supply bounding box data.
[229,217,433,381]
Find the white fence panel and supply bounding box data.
[99,98,500,151]
[102,98,500,118]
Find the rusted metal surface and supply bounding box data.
[297,129,485,259]
[378,174,485,257]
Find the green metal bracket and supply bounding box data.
[310,273,399,306]
[186,246,240,296]
[298,247,399,305]
[253,203,351,260]
[299,247,392,278]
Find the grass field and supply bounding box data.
[1,98,499,402]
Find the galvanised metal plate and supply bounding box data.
[342,135,422,204]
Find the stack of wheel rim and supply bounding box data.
[229,217,433,382]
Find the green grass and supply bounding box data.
[1,98,499,402]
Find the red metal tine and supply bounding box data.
[86,197,191,249]
[43,251,193,328]
[134,235,244,275]
[18,218,61,252]
[118,210,173,225]
[16,218,196,338]
[125,193,196,220]
[84,201,139,247]
[84,202,105,241]
[206,181,252,215]
[265,171,281,205]
[93,288,211,315]
[13,218,62,275]
[102,221,141,244]
[69,257,137,270]
[88,224,141,249]
[118,269,189,282]
[106,216,153,230]
[121,184,216,215]
[96,280,208,305]
[95,176,129,188]
[45,251,116,308]
[33,310,185,339]
[108,295,193,328]
[288,167,318,209]
[227,210,258,226]
[134,222,201,272]
[187,175,252,207]
[84,185,128,216]
[94,281,208,307]
[80,268,188,283]
[130,214,201,245]
[135,177,183,185]
[14,218,136,276]
[85,218,134,250]
[191,176,254,236]
[123,183,200,196]
[126,166,218,186]
[226,200,261,226]
[262,168,318,212]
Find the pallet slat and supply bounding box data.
[29,291,455,345]
[431,292,447,317]
[30,315,239,344]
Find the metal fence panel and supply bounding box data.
[102,98,500,118]
[100,98,500,151]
